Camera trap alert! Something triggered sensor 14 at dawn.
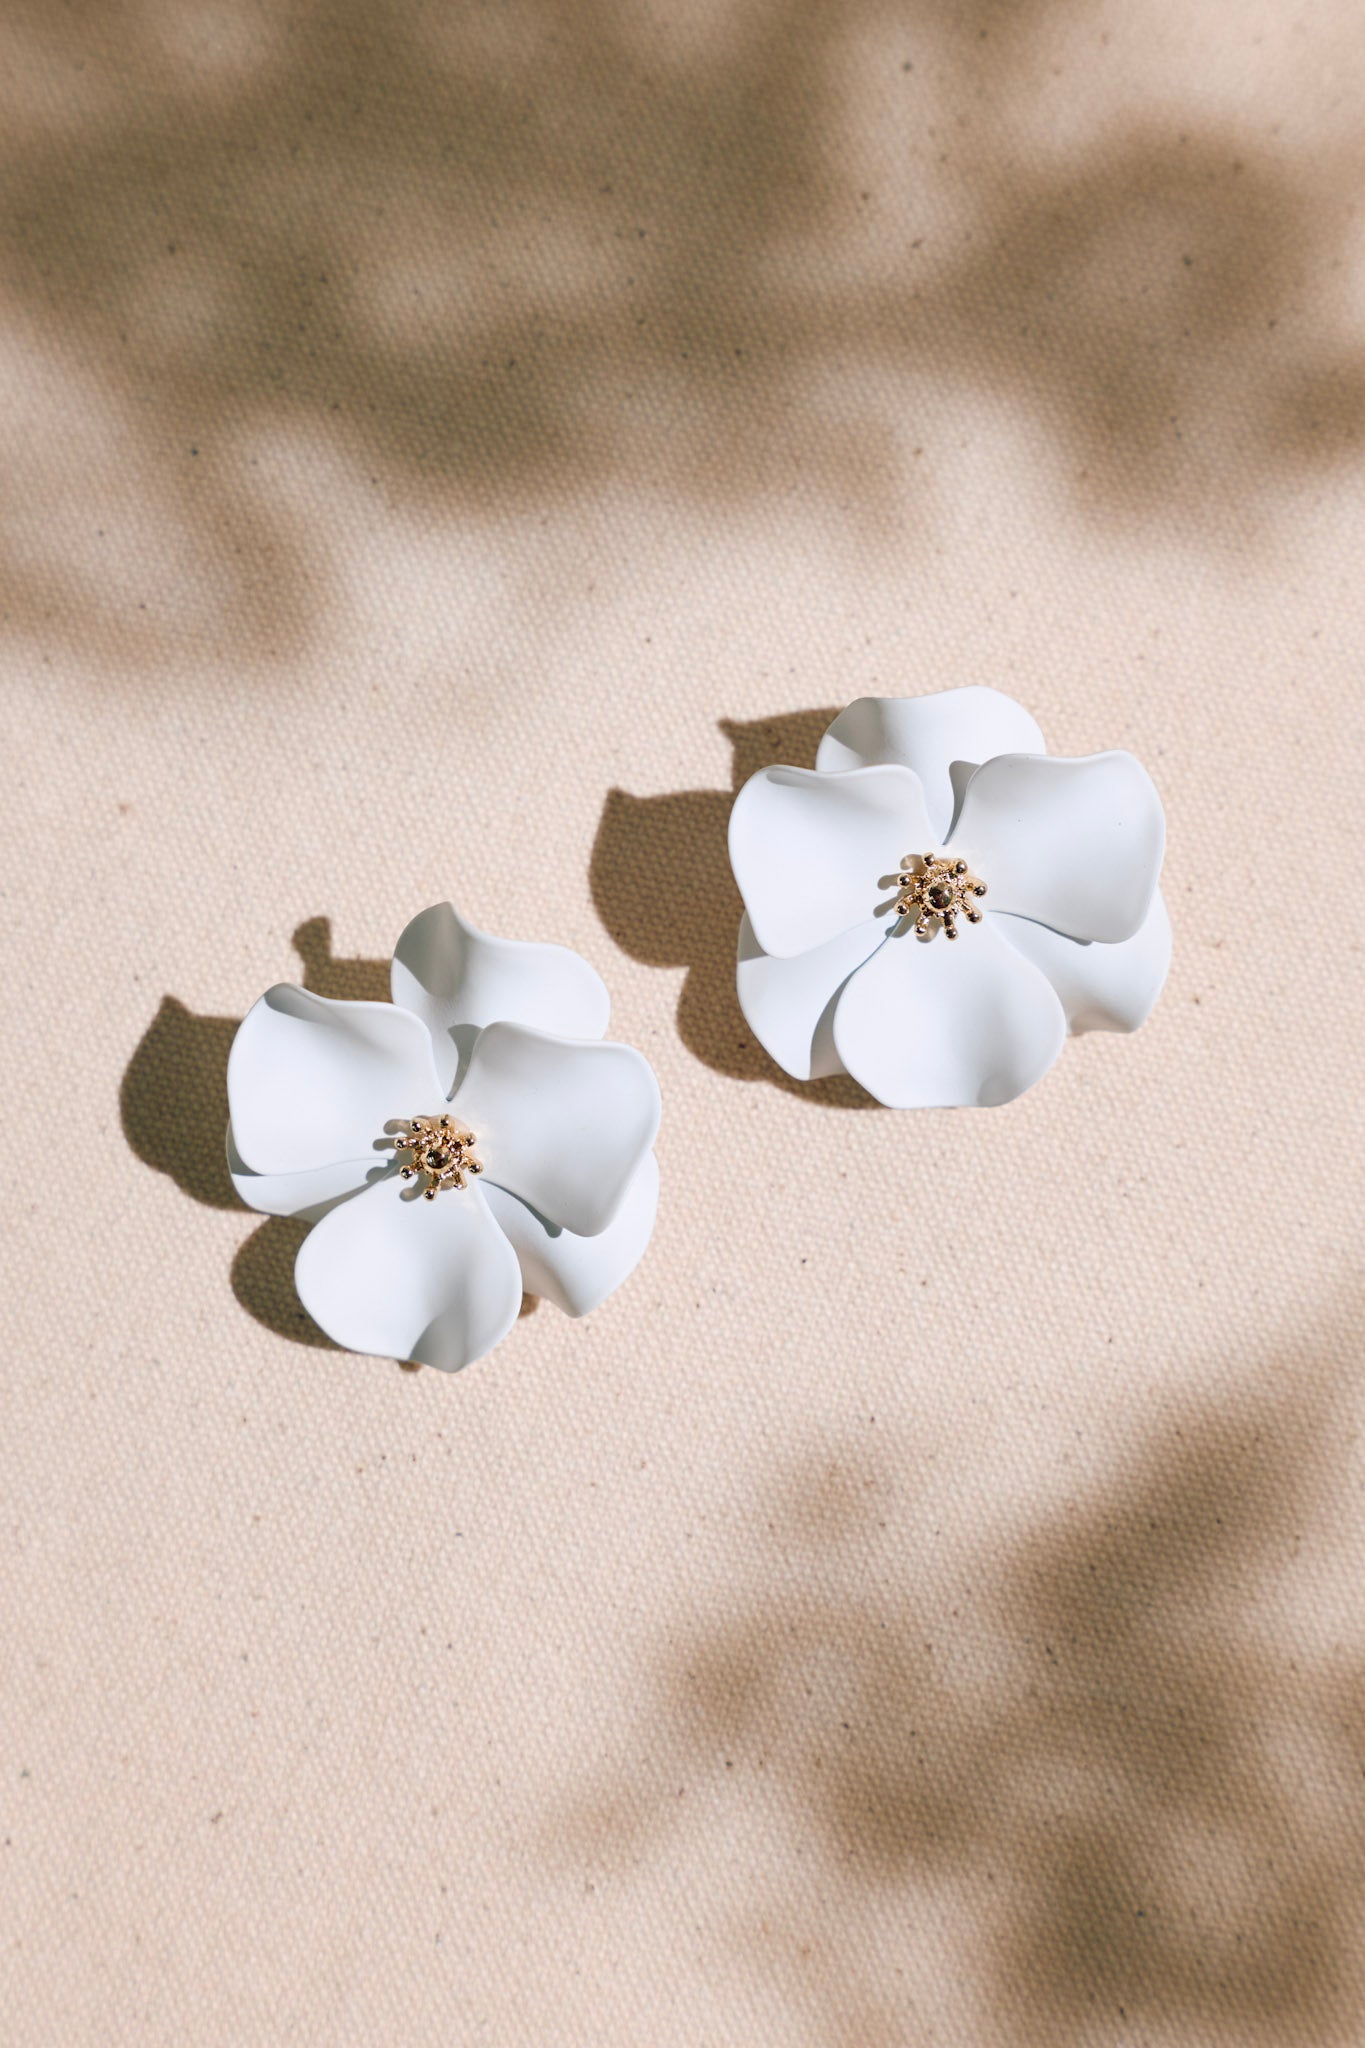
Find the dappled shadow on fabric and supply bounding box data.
[592,705,880,1104]
[3,0,1363,665]
[121,918,386,1351]
[544,1312,1365,2045]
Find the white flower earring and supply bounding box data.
[728,687,1169,1107]
[226,904,661,1370]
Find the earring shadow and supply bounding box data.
[590,709,878,1107]
[229,1213,340,1349]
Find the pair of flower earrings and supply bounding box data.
[226,687,1168,1371]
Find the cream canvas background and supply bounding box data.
[3,2,1364,2043]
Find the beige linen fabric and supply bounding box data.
[3,3,1365,2042]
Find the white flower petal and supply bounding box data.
[950,751,1164,943]
[729,763,933,960]
[993,892,1173,1035]
[735,911,883,1083]
[226,1126,380,1219]
[481,1151,659,1318]
[816,688,1046,840]
[391,902,611,1093]
[293,1174,524,1371]
[451,1022,661,1238]
[832,917,1067,1107]
[227,987,446,1176]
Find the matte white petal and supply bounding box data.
[228,987,446,1176]
[451,1022,661,1238]
[481,1151,659,1318]
[294,1173,524,1371]
[391,901,611,1093]
[729,764,933,960]
[993,892,1173,1036]
[950,751,1164,943]
[832,917,1066,1107]
[736,911,883,1083]
[816,688,1046,840]
[226,1125,380,1219]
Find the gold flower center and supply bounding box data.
[393,1114,483,1198]
[892,850,988,941]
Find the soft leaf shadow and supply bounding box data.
[547,1316,1365,2044]
[8,3,1364,664]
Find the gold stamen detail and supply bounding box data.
[393,1114,483,1198]
[892,850,988,941]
